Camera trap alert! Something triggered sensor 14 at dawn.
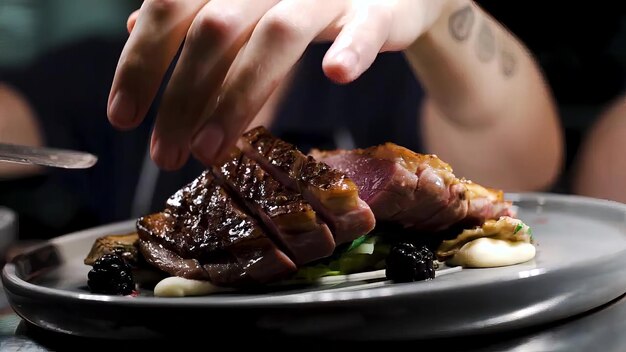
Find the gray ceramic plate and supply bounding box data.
[3,193,626,340]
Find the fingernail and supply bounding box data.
[333,50,359,72]
[151,137,186,171]
[108,90,137,128]
[191,124,223,165]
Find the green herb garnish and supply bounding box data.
[347,235,369,252]
[513,223,524,234]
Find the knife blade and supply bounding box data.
[0,143,98,169]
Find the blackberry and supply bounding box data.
[88,254,135,295]
[385,243,435,283]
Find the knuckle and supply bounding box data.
[118,53,160,80]
[259,12,302,41]
[145,0,178,19]
[119,53,145,73]
[192,9,241,43]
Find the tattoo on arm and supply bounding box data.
[475,20,496,62]
[448,5,516,78]
[449,5,474,41]
[500,47,516,77]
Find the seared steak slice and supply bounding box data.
[138,236,255,286]
[241,127,376,244]
[308,149,419,221]
[311,143,514,231]
[137,171,296,285]
[138,237,209,281]
[214,149,335,265]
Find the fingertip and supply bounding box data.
[190,123,224,166]
[323,64,354,85]
[127,10,140,34]
[322,50,359,85]
[150,135,189,171]
[107,90,139,130]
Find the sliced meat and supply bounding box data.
[137,171,296,285]
[311,143,514,232]
[240,127,376,244]
[138,237,254,286]
[138,238,209,281]
[398,161,468,229]
[308,149,418,221]
[464,182,515,225]
[214,149,335,265]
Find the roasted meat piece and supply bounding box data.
[84,232,139,266]
[241,127,376,244]
[214,148,335,265]
[137,171,296,286]
[311,143,514,232]
[137,237,208,280]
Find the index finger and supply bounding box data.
[108,0,207,130]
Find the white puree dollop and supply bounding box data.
[447,237,536,268]
[437,216,536,268]
[154,276,223,297]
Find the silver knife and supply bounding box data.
[0,143,98,169]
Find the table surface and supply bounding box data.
[0,280,623,351]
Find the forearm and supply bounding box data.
[0,83,43,178]
[403,0,563,191]
[572,94,626,202]
[406,0,542,127]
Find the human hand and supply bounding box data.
[108,0,448,170]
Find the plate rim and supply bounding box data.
[3,192,626,308]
